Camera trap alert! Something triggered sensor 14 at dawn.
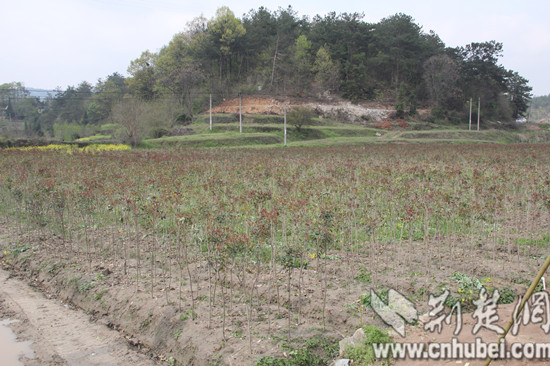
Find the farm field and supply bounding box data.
[1,143,549,365]
[142,111,550,149]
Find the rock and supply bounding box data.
[339,327,366,356]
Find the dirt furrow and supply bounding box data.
[0,268,157,366]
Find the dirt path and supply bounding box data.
[0,268,158,366]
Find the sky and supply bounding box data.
[1,0,549,96]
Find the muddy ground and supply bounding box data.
[0,216,548,365]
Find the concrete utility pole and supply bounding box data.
[477,97,480,131]
[284,104,287,146]
[209,94,212,131]
[239,93,242,134]
[468,98,472,131]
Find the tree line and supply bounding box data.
[529,95,550,123]
[1,6,533,141]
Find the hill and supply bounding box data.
[1,7,535,144]
[28,88,59,100]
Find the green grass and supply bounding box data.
[397,130,509,143]
[255,335,339,366]
[99,123,119,132]
[341,325,392,366]
[76,134,112,142]
[356,267,372,283]
[145,132,281,148]
[514,233,550,248]
[143,113,550,149]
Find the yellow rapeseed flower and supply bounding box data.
[5,144,130,153]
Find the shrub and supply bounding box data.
[53,122,84,141]
[288,107,314,132]
[343,325,392,365]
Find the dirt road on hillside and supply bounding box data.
[0,268,158,366]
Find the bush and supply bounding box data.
[53,122,84,141]
[448,110,463,125]
[498,287,517,304]
[343,325,392,365]
[0,136,11,148]
[288,107,314,132]
[430,107,445,122]
[175,113,192,125]
[149,127,170,139]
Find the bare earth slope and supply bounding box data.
[209,97,394,123]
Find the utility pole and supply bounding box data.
[209,94,212,131]
[477,97,480,131]
[468,98,472,131]
[239,93,242,134]
[284,104,287,146]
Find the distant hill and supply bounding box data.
[28,88,59,100]
[529,95,550,123]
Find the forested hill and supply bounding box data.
[0,6,534,140]
[125,6,531,119]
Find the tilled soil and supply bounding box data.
[0,220,547,365]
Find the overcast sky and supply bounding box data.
[1,0,549,96]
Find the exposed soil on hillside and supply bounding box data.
[211,97,288,115]
[209,97,397,123]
